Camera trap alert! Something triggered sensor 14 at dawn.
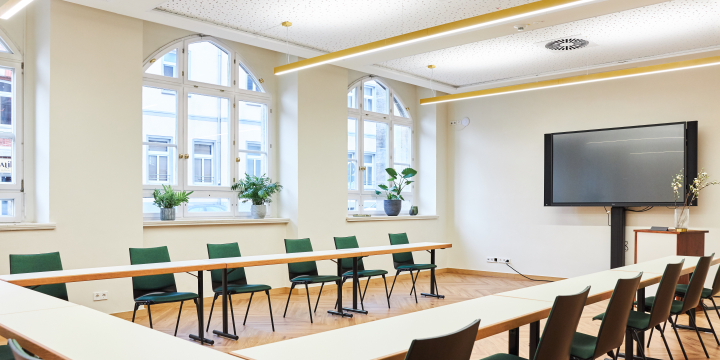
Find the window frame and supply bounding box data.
[0,31,24,222]
[142,36,273,220]
[347,77,414,216]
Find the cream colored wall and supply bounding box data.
[448,65,720,278]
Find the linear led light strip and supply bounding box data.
[0,0,34,20]
[420,55,720,105]
[273,0,603,76]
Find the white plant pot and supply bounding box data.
[251,205,267,219]
[674,208,690,230]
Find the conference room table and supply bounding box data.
[231,255,717,360]
[0,242,451,355]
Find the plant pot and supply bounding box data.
[675,208,690,231]
[384,200,402,216]
[409,206,418,216]
[251,205,267,219]
[160,208,175,221]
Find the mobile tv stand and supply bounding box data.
[610,207,625,269]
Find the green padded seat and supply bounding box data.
[291,275,341,283]
[213,283,272,294]
[570,332,598,360]
[135,291,198,304]
[479,352,527,360]
[675,284,712,299]
[635,296,684,314]
[342,269,388,277]
[0,345,12,360]
[397,264,436,271]
[593,311,650,330]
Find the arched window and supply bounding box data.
[142,36,271,219]
[0,28,23,223]
[347,77,413,215]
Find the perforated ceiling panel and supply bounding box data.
[380,0,720,87]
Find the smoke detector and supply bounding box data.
[545,38,589,51]
[514,24,529,32]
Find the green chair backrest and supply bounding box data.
[533,286,590,360]
[388,233,414,268]
[129,246,177,298]
[679,254,713,313]
[334,236,366,272]
[284,238,319,280]
[647,260,684,328]
[9,252,68,301]
[404,319,480,360]
[207,243,247,288]
[593,273,643,359]
[8,339,37,360]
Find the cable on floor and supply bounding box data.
[505,263,554,283]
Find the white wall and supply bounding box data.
[448,65,720,278]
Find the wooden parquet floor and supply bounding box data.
[112,272,720,359]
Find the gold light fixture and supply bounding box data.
[0,0,34,20]
[420,55,720,105]
[274,0,600,75]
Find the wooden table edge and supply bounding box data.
[0,317,72,360]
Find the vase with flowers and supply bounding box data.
[671,169,719,231]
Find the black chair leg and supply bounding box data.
[265,290,275,332]
[147,304,153,329]
[701,301,720,345]
[654,324,674,360]
[647,326,654,346]
[710,297,720,320]
[409,270,416,295]
[409,270,419,303]
[360,276,371,310]
[131,303,139,323]
[687,310,709,358]
[614,347,620,360]
[174,301,184,336]
[382,275,390,309]
[631,330,648,360]
[335,278,347,309]
[388,270,400,298]
[669,315,689,360]
[314,283,324,313]
[283,283,296,318]
[206,293,219,332]
[243,292,254,326]
[304,283,313,323]
[229,293,237,335]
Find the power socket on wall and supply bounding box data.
[93,291,109,301]
[497,258,511,264]
[486,257,511,263]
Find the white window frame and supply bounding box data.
[0,28,24,223]
[142,36,273,220]
[347,76,414,215]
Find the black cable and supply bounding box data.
[505,263,553,283]
[626,206,653,213]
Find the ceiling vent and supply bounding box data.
[545,38,589,51]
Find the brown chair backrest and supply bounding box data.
[593,272,643,358]
[679,254,714,313]
[533,286,590,360]
[647,260,684,328]
[404,319,480,360]
[709,256,720,297]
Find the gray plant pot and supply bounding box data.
[384,200,402,216]
[160,207,175,221]
[251,205,267,219]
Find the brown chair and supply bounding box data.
[404,319,480,360]
[479,286,591,360]
[675,256,720,346]
[570,273,643,360]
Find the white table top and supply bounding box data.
[610,255,702,275]
[0,281,77,316]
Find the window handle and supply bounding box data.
[236,157,241,162]
[359,166,367,171]
[178,154,184,159]
[184,154,189,159]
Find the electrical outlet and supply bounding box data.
[497,258,511,264]
[450,120,459,125]
[93,291,109,301]
[486,257,496,263]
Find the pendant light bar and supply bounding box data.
[273,0,600,76]
[0,0,34,20]
[420,55,720,105]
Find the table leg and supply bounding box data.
[342,257,367,315]
[618,287,661,360]
[421,250,444,299]
[213,268,238,340]
[529,321,540,356]
[189,270,214,345]
[636,288,645,355]
[508,327,519,356]
[328,257,353,318]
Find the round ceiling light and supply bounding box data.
[545,38,589,51]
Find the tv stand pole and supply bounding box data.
[610,207,626,269]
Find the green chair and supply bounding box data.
[404,319,480,360]
[205,242,275,333]
[593,260,684,360]
[570,273,643,360]
[282,238,342,323]
[9,252,68,301]
[388,233,440,303]
[129,246,200,336]
[7,340,38,360]
[0,343,13,360]
[479,286,590,360]
[333,236,390,309]
[674,256,720,346]
[643,255,713,360]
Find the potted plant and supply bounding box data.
[231,174,283,219]
[671,168,719,231]
[152,185,193,221]
[375,167,417,216]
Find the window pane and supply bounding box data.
[0,138,12,183]
[363,200,377,211]
[188,198,230,213]
[364,80,388,114]
[393,96,409,118]
[239,64,263,92]
[0,67,13,184]
[363,121,389,191]
[238,152,267,178]
[188,41,230,87]
[143,86,178,185]
[0,38,10,53]
[348,200,357,211]
[348,118,357,190]
[187,93,230,187]
[142,198,179,214]
[0,199,13,217]
[238,101,267,152]
[394,124,412,166]
[348,87,358,109]
[145,49,178,78]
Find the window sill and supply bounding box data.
[143,218,290,227]
[0,223,57,232]
[346,215,439,222]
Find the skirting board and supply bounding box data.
[444,268,565,282]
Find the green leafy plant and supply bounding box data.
[152,185,193,209]
[231,174,283,205]
[375,167,417,200]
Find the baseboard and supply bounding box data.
[444,268,565,282]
